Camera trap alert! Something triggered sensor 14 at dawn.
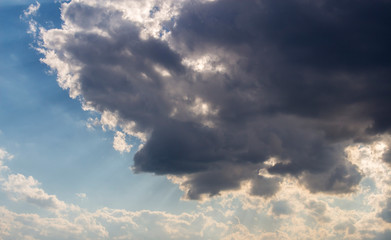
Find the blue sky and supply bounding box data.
[0,0,192,213]
[1,0,391,239]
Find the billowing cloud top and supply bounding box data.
[39,0,391,199]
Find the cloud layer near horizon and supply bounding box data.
[1,142,391,240]
[38,0,391,200]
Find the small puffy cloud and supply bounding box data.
[0,148,13,161]
[100,111,118,131]
[76,193,87,200]
[113,131,132,153]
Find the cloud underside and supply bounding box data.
[40,0,391,199]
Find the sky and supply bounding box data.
[0,0,391,239]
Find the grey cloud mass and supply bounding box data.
[42,0,391,199]
[250,176,281,198]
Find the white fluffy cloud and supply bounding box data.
[113,131,132,153]
[2,174,68,212]
[0,206,108,240]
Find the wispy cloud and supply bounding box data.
[20,1,40,36]
[23,1,40,17]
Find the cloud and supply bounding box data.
[21,1,40,36]
[113,131,132,153]
[271,200,292,216]
[306,200,331,223]
[0,148,226,239]
[0,204,230,240]
[368,230,391,240]
[333,221,356,235]
[1,144,391,239]
[300,162,362,194]
[76,192,87,200]
[250,175,280,198]
[2,174,67,212]
[37,0,391,199]
[23,1,40,17]
[0,206,107,240]
[0,148,13,179]
[0,148,13,161]
[379,198,391,223]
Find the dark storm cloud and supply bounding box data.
[45,0,391,199]
[133,120,221,174]
[300,162,362,194]
[172,0,391,128]
[250,176,280,198]
[182,162,259,199]
[61,3,184,130]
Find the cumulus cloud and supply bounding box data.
[0,204,231,240]
[36,0,391,199]
[2,174,68,212]
[0,206,107,240]
[113,131,132,153]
